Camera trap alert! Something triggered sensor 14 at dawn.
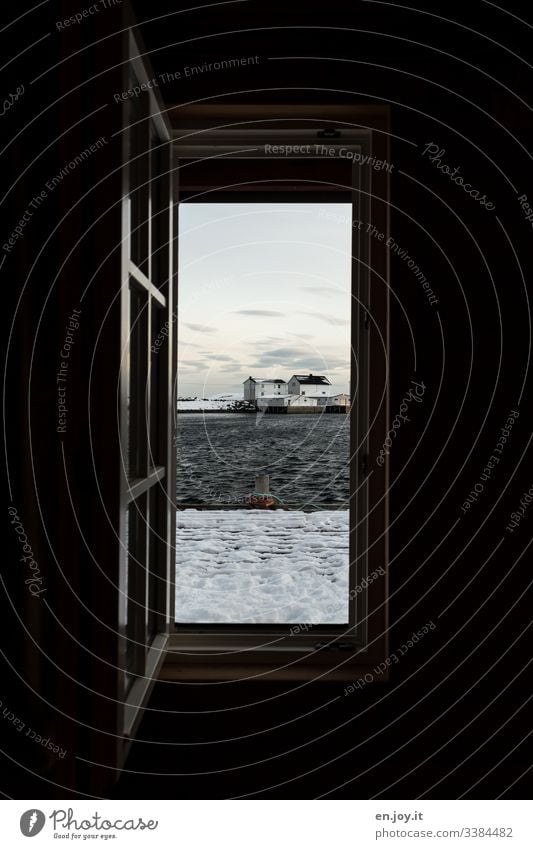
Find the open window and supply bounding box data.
[34,9,179,792]
[117,32,177,737]
[174,199,352,622]
[9,0,389,798]
[161,105,390,681]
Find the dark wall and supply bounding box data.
[122,0,533,799]
[2,0,532,799]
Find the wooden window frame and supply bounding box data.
[118,27,176,739]
[161,105,390,682]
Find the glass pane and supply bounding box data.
[126,495,147,683]
[175,203,352,625]
[149,302,163,469]
[128,285,148,478]
[147,484,163,641]
[150,130,166,289]
[128,77,149,272]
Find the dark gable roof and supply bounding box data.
[244,377,287,383]
[291,374,332,386]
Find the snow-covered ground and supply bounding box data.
[175,509,349,623]
[177,394,246,411]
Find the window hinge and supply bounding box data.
[360,453,369,476]
[362,305,370,330]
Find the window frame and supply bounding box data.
[117,28,176,737]
[162,105,390,682]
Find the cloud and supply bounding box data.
[252,336,290,349]
[179,358,249,374]
[252,347,308,362]
[201,353,236,362]
[246,345,348,372]
[218,363,245,373]
[291,357,348,371]
[178,361,204,371]
[182,322,217,333]
[299,285,347,297]
[299,311,350,326]
[246,343,349,370]
[233,309,285,317]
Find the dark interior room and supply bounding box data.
[2,0,532,806]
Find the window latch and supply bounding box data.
[314,641,355,651]
[317,129,341,138]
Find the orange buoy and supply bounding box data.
[248,492,275,509]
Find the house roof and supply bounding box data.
[290,374,332,386]
[244,377,287,383]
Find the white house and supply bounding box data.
[328,393,350,407]
[256,394,293,408]
[243,377,288,401]
[315,393,350,407]
[287,374,332,396]
[256,394,318,408]
[256,394,322,410]
[288,395,319,407]
[256,393,350,412]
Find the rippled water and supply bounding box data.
[176,413,350,506]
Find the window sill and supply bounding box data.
[159,632,388,683]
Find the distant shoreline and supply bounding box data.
[177,409,250,414]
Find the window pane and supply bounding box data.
[149,303,164,469]
[147,484,163,641]
[175,203,352,625]
[150,130,166,289]
[126,495,147,684]
[128,285,148,478]
[128,78,149,272]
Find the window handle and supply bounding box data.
[317,129,341,138]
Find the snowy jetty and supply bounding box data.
[177,393,250,412]
[175,509,349,624]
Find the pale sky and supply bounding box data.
[177,203,352,397]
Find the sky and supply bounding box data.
[177,203,352,397]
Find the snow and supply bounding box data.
[178,399,234,411]
[175,509,349,623]
[177,394,246,411]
